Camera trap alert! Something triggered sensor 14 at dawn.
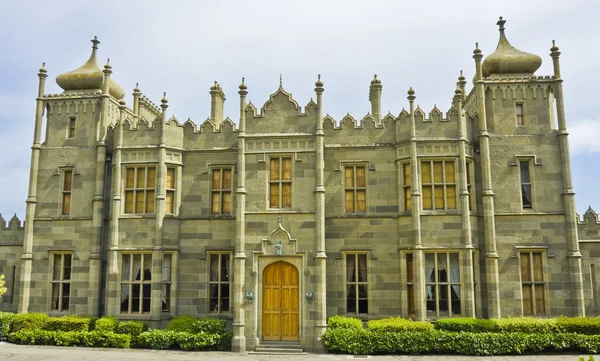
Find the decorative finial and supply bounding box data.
[407,87,415,101]
[371,74,381,86]
[104,58,112,71]
[473,42,482,55]
[315,74,324,88]
[91,36,100,50]
[550,39,560,53]
[239,77,248,91]
[39,62,47,74]
[161,92,168,105]
[279,73,283,87]
[497,16,506,32]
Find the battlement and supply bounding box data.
[0,213,24,246]
[578,207,600,241]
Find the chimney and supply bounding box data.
[210,81,226,129]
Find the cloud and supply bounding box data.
[568,119,600,155]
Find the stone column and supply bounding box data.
[106,99,126,316]
[455,85,475,317]
[407,88,426,321]
[18,63,47,313]
[550,41,585,316]
[473,44,500,318]
[369,75,382,124]
[87,60,112,316]
[232,79,248,352]
[151,94,169,320]
[313,75,327,351]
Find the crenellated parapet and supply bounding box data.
[323,112,395,147]
[395,104,468,142]
[0,213,24,246]
[578,207,600,241]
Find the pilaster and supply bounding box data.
[232,79,248,352]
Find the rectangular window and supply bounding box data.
[466,161,473,210]
[61,169,73,216]
[403,163,411,211]
[269,157,292,208]
[211,168,232,214]
[67,117,76,138]
[209,253,231,313]
[406,253,415,315]
[166,168,176,214]
[344,165,366,213]
[124,166,156,214]
[516,103,524,125]
[521,251,545,315]
[120,253,152,314]
[519,160,532,209]
[346,253,368,315]
[421,160,457,210]
[425,252,461,317]
[162,254,173,312]
[51,253,72,311]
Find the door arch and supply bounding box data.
[262,261,299,341]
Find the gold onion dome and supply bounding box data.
[481,17,542,77]
[56,36,125,99]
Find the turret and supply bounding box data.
[369,75,382,124]
[210,81,226,129]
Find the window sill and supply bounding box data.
[420,210,461,216]
[345,213,368,217]
[120,214,156,219]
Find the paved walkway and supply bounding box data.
[0,343,594,360]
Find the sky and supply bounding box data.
[0,0,598,221]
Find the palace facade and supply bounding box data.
[1,18,600,352]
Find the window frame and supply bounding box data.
[402,162,412,212]
[208,252,232,314]
[519,250,546,316]
[67,116,76,138]
[120,252,153,315]
[60,168,73,216]
[519,159,533,210]
[515,102,525,126]
[405,252,415,316]
[210,167,233,215]
[50,252,72,312]
[123,165,157,214]
[420,159,458,211]
[344,164,367,214]
[268,155,293,209]
[162,252,175,313]
[344,252,369,316]
[424,251,462,318]
[165,167,177,215]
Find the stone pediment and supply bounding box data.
[262,85,301,113]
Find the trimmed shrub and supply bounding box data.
[11,313,49,332]
[368,317,433,332]
[173,332,220,351]
[9,329,130,348]
[0,312,15,340]
[557,317,600,335]
[136,329,176,349]
[94,316,119,333]
[165,315,197,333]
[117,321,148,337]
[434,318,494,333]
[493,317,560,334]
[44,316,91,332]
[191,317,227,334]
[327,315,363,330]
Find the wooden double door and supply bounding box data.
[262,261,299,341]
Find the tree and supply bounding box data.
[0,274,7,297]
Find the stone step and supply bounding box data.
[250,351,309,355]
[254,347,305,353]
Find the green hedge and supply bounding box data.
[322,328,600,355]
[11,313,49,332]
[8,329,130,348]
[434,317,600,335]
[191,317,227,334]
[165,315,197,333]
[44,316,91,332]
[135,329,222,351]
[117,321,148,337]
[0,312,15,340]
[327,315,363,330]
[368,317,433,332]
[94,316,120,333]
